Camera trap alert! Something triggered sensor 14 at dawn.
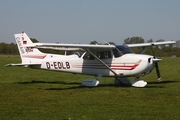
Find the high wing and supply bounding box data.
[25,43,116,50]
[126,41,176,47]
[27,41,176,50]
[37,46,83,51]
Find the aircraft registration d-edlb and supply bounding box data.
[6,32,176,87]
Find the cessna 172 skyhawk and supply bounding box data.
[6,32,176,87]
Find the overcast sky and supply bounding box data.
[0,0,180,44]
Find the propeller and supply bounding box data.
[151,46,162,82]
[153,57,161,82]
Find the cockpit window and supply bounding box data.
[83,45,134,59]
[115,45,134,55]
[113,49,122,58]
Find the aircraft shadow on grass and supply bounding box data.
[46,83,119,90]
[17,79,179,90]
[17,80,81,85]
[17,80,121,90]
[145,80,179,88]
[147,80,178,85]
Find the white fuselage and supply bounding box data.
[11,32,175,87]
[36,53,154,78]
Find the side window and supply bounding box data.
[96,51,111,59]
[83,53,95,60]
[83,51,112,60]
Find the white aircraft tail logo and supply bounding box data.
[15,32,46,63]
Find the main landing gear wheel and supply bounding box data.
[114,77,131,87]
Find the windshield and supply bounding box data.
[115,45,134,55]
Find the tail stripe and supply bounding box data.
[22,55,47,59]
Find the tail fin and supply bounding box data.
[15,32,46,63]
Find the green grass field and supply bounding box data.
[0,55,180,120]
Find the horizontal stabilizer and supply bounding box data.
[5,63,41,67]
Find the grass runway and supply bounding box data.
[0,55,180,120]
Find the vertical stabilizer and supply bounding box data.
[15,32,46,63]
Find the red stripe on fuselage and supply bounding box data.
[22,55,47,59]
[72,63,139,70]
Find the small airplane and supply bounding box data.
[6,32,176,87]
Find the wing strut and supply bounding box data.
[85,49,119,77]
[140,47,147,54]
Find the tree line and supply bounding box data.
[0,37,180,57]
